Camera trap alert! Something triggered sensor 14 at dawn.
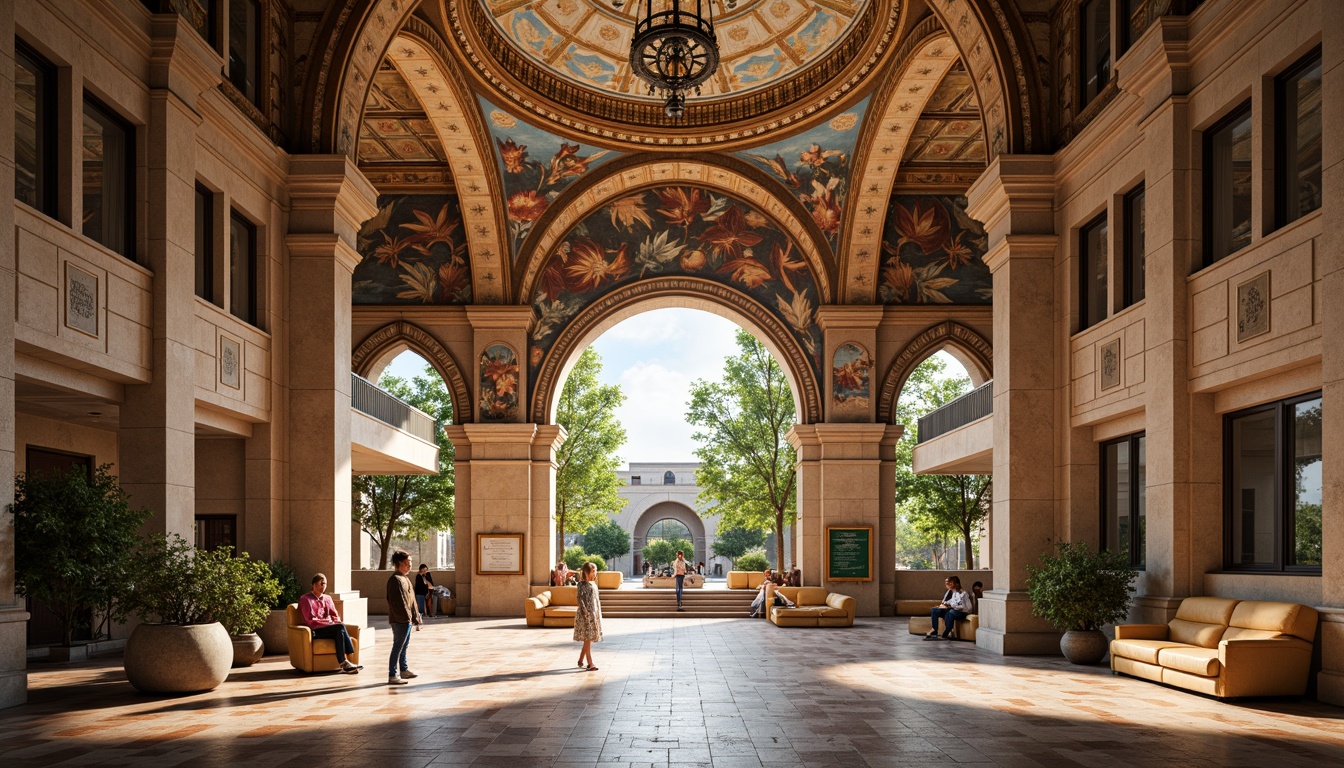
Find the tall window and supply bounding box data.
[195,185,215,302]
[664,470,676,485]
[15,42,56,216]
[1122,184,1145,307]
[1203,104,1252,266]
[82,96,134,259]
[229,211,257,325]
[1117,0,1140,57]
[1101,433,1145,569]
[228,0,262,108]
[1079,213,1108,331]
[1080,0,1111,108]
[1225,392,1322,572]
[1276,48,1322,228]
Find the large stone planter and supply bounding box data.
[231,633,265,667]
[124,623,232,693]
[1060,629,1110,665]
[258,609,289,655]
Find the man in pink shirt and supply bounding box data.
[299,573,361,673]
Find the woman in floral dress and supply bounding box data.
[574,562,603,671]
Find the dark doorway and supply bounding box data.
[24,447,94,646]
[195,515,237,552]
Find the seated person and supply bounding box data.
[971,581,984,605]
[299,573,361,673]
[748,569,775,617]
[552,561,570,587]
[924,576,972,640]
[785,566,802,587]
[414,564,437,618]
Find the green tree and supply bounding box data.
[353,368,456,569]
[687,329,797,571]
[555,347,628,560]
[583,518,631,563]
[642,538,692,568]
[711,523,767,567]
[736,550,769,572]
[893,355,991,568]
[563,545,587,571]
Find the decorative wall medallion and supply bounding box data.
[831,343,873,421]
[1099,338,1121,392]
[64,263,99,337]
[1236,271,1270,343]
[219,336,243,390]
[479,344,519,422]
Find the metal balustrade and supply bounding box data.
[916,381,993,443]
[350,373,438,443]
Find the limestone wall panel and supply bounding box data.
[192,303,272,422]
[1070,306,1147,423]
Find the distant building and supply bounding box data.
[611,462,729,577]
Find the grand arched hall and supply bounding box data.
[2,0,1344,764]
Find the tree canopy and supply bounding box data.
[555,347,628,560]
[352,366,456,569]
[642,538,692,568]
[711,523,767,567]
[687,329,797,571]
[582,518,632,563]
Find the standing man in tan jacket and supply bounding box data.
[386,550,422,685]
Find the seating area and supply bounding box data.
[595,571,623,589]
[896,599,979,641]
[726,570,767,589]
[1109,597,1319,699]
[285,604,362,673]
[525,586,578,627]
[767,587,856,627]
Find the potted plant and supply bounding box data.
[258,560,303,656]
[202,548,282,667]
[8,465,146,661]
[1026,541,1139,664]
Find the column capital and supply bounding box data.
[965,156,1055,245]
[816,305,885,332]
[465,305,537,333]
[981,234,1061,273]
[787,423,903,458]
[285,233,362,273]
[531,424,568,461]
[149,14,223,107]
[1119,16,1190,114]
[287,156,379,249]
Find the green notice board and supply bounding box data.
[826,526,873,582]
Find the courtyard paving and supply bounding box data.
[3,615,1343,767]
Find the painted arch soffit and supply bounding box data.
[352,320,473,422]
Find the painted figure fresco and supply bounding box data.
[831,343,873,421]
[878,195,990,304]
[353,194,472,304]
[528,186,824,382]
[481,99,617,259]
[739,98,868,251]
[479,344,520,422]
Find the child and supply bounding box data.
[574,562,604,671]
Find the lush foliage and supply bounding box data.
[735,550,769,572]
[711,524,767,567]
[554,348,628,560]
[129,538,279,630]
[205,548,282,634]
[353,368,456,569]
[563,545,588,571]
[1026,541,1138,632]
[582,518,631,563]
[9,465,148,645]
[268,561,304,610]
[893,355,991,568]
[580,554,607,572]
[688,329,797,570]
[642,538,693,569]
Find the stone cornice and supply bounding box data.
[816,306,887,332]
[964,155,1056,246]
[148,13,224,108]
[287,156,379,250]
[1118,16,1191,122]
[465,306,536,333]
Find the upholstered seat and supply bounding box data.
[525,586,579,627]
[767,587,855,627]
[285,604,361,673]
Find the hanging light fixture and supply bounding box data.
[617,0,722,119]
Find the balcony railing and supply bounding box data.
[350,373,437,444]
[917,381,993,443]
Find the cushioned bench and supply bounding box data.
[906,614,979,641]
[595,571,623,589]
[727,571,767,590]
[767,587,855,627]
[286,604,362,672]
[525,586,578,627]
[1110,596,1318,698]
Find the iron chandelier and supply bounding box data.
[617,0,723,119]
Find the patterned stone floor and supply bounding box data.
[4,616,1344,767]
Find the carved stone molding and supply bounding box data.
[352,320,472,422]
[876,320,992,423]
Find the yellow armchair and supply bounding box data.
[286,604,361,673]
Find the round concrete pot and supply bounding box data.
[258,609,289,655]
[230,633,265,667]
[1060,629,1110,665]
[124,623,232,693]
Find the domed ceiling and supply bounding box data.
[481,0,870,101]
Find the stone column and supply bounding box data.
[118,17,221,539]
[284,157,377,620]
[965,156,1062,654]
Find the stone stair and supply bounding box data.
[598,588,757,619]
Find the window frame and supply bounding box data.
[1222,391,1323,574]
[1274,46,1323,229]
[227,0,264,109]
[14,39,58,218]
[228,209,258,326]
[1122,183,1145,308]
[664,471,676,485]
[1079,0,1112,110]
[1202,101,1253,267]
[1100,432,1145,570]
[195,184,215,303]
[1078,211,1109,332]
[81,93,136,260]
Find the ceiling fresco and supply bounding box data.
[737,95,869,252]
[353,194,474,305]
[901,62,986,165]
[358,62,448,166]
[878,195,989,305]
[480,0,869,101]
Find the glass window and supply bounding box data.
[1225,393,1323,572]
[1123,184,1145,307]
[631,476,641,485]
[664,471,676,485]
[1080,213,1108,331]
[1276,49,1322,227]
[1118,0,1141,57]
[82,96,134,259]
[228,0,262,107]
[1204,104,1252,265]
[1080,0,1111,108]
[229,211,256,325]
[195,185,214,303]
[1102,433,1145,569]
[15,42,55,216]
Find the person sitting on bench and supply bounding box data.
[924,576,973,640]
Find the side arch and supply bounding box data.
[876,321,992,424]
[352,321,472,423]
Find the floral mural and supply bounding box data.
[529,186,824,381]
[831,342,873,421]
[479,344,520,422]
[353,194,472,304]
[738,97,868,250]
[878,195,990,304]
[481,99,618,259]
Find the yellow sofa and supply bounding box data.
[525,586,578,627]
[285,604,362,673]
[595,571,623,590]
[767,587,855,627]
[727,571,767,589]
[1110,597,1318,698]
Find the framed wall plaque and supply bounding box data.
[219,335,242,389]
[1099,337,1121,391]
[64,263,99,337]
[826,526,873,582]
[476,533,524,575]
[1236,271,1270,343]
